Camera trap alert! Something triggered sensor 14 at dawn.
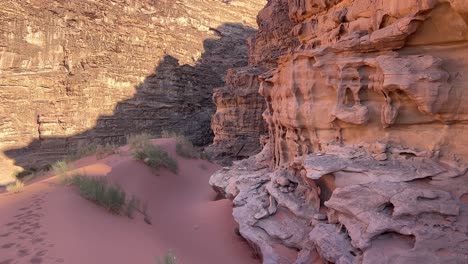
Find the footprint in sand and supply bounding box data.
[17,248,30,257]
[0,232,11,237]
[30,257,42,263]
[1,243,15,249]
[1,193,63,263]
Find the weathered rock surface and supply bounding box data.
[208,67,267,164]
[211,0,468,263]
[0,0,265,181]
[208,0,300,163]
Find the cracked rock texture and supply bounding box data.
[211,0,468,263]
[0,0,265,181]
[208,0,300,164]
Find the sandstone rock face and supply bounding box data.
[208,0,299,163]
[211,0,468,263]
[0,0,265,181]
[209,67,267,163]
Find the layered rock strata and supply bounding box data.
[0,0,265,180]
[208,0,300,163]
[211,1,468,263]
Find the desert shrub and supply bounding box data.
[141,201,152,225]
[126,133,153,150]
[71,175,126,214]
[133,145,177,173]
[160,130,179,139]
[124,195,152,224]
[69,142,120,161]
[6,180,24,193]
[125,195,141,218]
[52,160,74,184]
[175,137,200,159]
[156,251,176,264]
[69,143,98,161]
[95,143,120,159]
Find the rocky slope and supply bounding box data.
[0,0,265,181]
[211,1,468,263]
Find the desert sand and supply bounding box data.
[0,138,259,264]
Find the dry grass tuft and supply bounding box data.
[6,180,24,193]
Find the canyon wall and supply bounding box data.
[208,0,299,163]
[0,0,265,182]
[211,0,468,263]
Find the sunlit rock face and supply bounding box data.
[211,1,468,263]
[263,0,468,167]
[0,0,265,180]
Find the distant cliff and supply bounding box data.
[0,0,265,181]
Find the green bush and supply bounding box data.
[71,175,126,214]
[6,180,24,193]
[133,145,177,173]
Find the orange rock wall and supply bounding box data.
[260,0,468,168]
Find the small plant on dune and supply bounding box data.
[175,137,200,159]
[71,144,97,160]
[125,195,140,219]
[124,195,152,224]
[133,144,178,173]
[126,133,153,150]
[95,143,120,159]
[155,251,177,264]
[71,175,126,214]
[52,160,74,184]
[6,180,24,194]
[69,142,121,161]
[125,195,152,224]
[160,130,179,139]
[142,201,152,225]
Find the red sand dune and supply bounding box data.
[0,139,259,264]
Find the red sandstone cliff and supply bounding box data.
[211,1,468,263]
[0,0,265,182]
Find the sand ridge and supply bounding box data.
[0,138,259,264]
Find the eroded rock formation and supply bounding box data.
[211,0,468,263]
[208,0,299,163]
[0,0,265,180]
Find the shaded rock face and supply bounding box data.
[0,0,265,180]
[208,67,268,163]
[208,0,299,164]
[211,1,468,263]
